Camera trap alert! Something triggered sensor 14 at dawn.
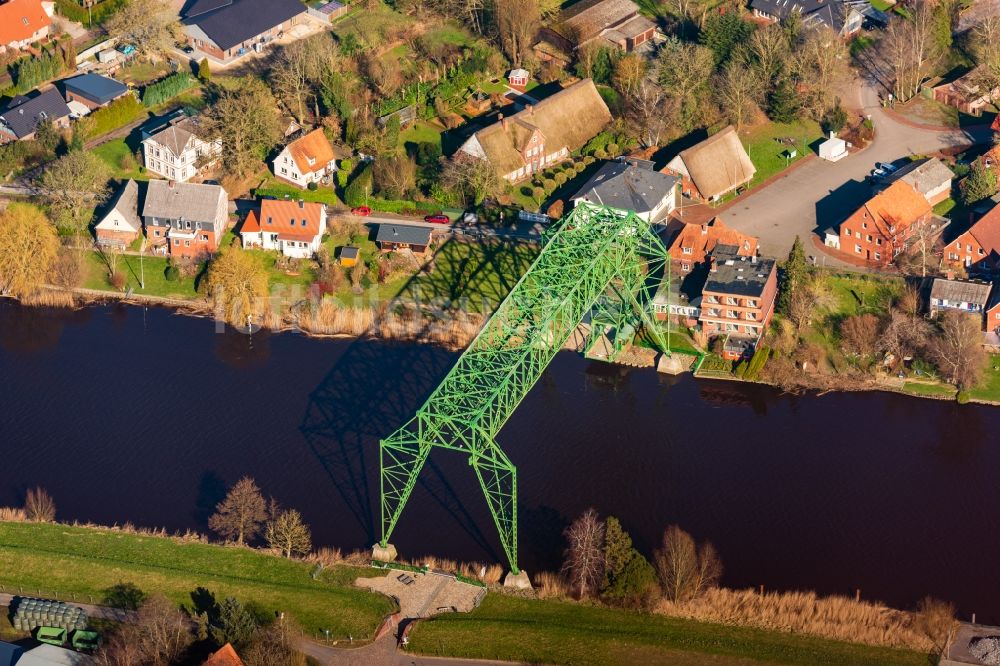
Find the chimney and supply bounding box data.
[298,199,305,209]
[499,113,508,131]
[709,256,717,272]
[945,269,955,280]
[168,180,175,189]
[526,103,534,115]
[700,223,707,235]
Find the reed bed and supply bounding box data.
[533,571,570,600]
[0,507,27,522]
[656,587,937,651]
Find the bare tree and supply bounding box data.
[561,508,606,599]
[441,155,506,206]
[39,151,111,232]
[265,508,313,558]
[654,525,722,602]
[25,487,56,522]
[206,247,269,328]
[104,0,177,56]
[879,7,938,103]
[96,595,193,666]
[745,24,790,83]
[839,313,881,356]
[928,310,988,389]
[628,79,677,148]
[715,61,762,132]
[612,53,646,99]
[208,477,268,545]
[794,27,850,117]
[658,38,715,130]
[373,154,417,199]
[879,308,931,360]
[971,16,1000,93]
[495,0,539,67]
[205,78,282,177]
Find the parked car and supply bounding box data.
[352,206,372,216]
[424,214,450,224]
[182,45,194,54]
[875,162,898,173]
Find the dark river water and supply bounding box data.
[2,301,1000,620]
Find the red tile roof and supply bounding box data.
[966,204,1000,255]
[239,209,260,233]
[286,128,336,176]
[0,0,51,46]
[204,643,245,666]
[259,198,325,238]
[666,217,758,266]
[849,180,931,240]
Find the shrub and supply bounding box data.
[956,391,970,404]
[24,487,55,522]
[141,72,196,108]
[77,94,146,140]
[307,181,318,191]
[582,155,596,165]
[164,264,180,282]
[542,178,556,192]
[554,172,567,186]
[110,270,127,290]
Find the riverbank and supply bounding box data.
[0,521,933,666]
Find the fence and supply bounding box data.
[76,38,117,65]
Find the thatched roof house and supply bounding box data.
[457,79,611,182]
[663,126,756,201]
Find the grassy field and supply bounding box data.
[969,354,1000,402]
[408,595,927,666]
[83,250,201,299]
[744,119,824,188]
[900,381,956,398]
[256,178,342,206]
[93,139,147,181]
[0,522,393,639]
[822,274,903,318]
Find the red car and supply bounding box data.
[424,214,450,224]
[351,206,372,216]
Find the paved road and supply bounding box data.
[298,635,526,666]
[718,81,994,260]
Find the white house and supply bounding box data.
[94,179,141,249]
[141,117,221,183]
[240,198,327,259]
[570,159,678,223]
[271,128,342,188]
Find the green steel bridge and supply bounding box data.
[379,204,671,573]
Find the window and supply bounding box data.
[267,217,273,225]
[174,239,180,245]
[866,235,872,242]
[862,222,867,229]
[746,299,756,308]
[681,263,690,271]
[979,248,985,256]
[302,219,307,226]
[280,168,287,175]
[682,247,692,254]
[726,297,736,305]
[968,244,973,252]
[202,234,208,241]
[855,231,861,239]
[726,310,737,318]
[746,312,757,321]
[843,228,850,236]
[154,230,160,237]
[855,244,862,253]
[949,253,959,260]
[874,252,881,261]
[185,240,190,247]
[876,238,882,246]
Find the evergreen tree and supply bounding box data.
[601,517,659,608]
[700,13,755,65]
[961,160,998,206]
[778,235,809,314]
[767,78,801,124]
[821,100,848,134]
[210,597,257,649]
[383,114,401,154]
[343,163,373,208]
[198,58,211,83]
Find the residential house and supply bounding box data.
[749,0,866,38]
[0,642,91,666]
[271,128,342,188]
[829,180,932,267]
[987,287,1000,338]
[456,79,611,182]
[239,198,327,259]
[142,179,229,258]
[932,67,1000,116]
[699,247,778,359]
[878,157,954,205]
[928,277,993,325]
[182,0,306,64]
[663,126,756,201]
[204,643,245,666]
[555,0,656,51]
[376,224,432,255]
[665,216,759,275]
[0,88,70,143]
[570,158,678,222]
[94,179,142,249]
[946,204,1000,274]
[141,116,221,183]
[0,0,53,54]
[62,73,129,110]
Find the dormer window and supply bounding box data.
[267,217,273,225]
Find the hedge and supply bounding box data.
[54,0,128,25]
[141,72,196,108]
[12,50,66,93]
[77,94,146,140]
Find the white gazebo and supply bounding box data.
[818,132,848,162]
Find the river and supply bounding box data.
[2,300,999,621]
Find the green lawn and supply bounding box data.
[821,274,903,318]
[969,354,1000,402]
[256,178,342,206]
[408,595,927,666]
[744,120,824,189]
[901,381,956,398]
[83,250,201,300]
[93,138,147,181]
[400,120,444,150]
[0,522,393,640]
[870,0,894,9]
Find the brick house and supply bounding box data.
[239,198,327,259]
[271,129,343,189]
[182,0,306,64]
[0,0,53,54]
[830,180,932,267]
[665,216,759,276]
[94,179,142,249]
[0,88,70,143]
[932,67,1000,116]
[662,127,756,201]
[554,0,656,52]
[456,79,610,182]
[928,278,995,330]
[142,179,229,259]
[698,247,778,360]
[750,0,865,38]
[946,204,1000,275]
[141,116,221,183]
[877,157,954,206]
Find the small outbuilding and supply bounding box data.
[508,68,529,90]
[62,73,129,110]
[818,133,848,162]
[376,224,432,255]
[340,246,360,267]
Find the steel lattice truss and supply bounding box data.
[380,204,671,572]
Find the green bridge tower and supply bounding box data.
[378,204,671,576]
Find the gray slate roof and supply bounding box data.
[749,0,859,32]
[573,160,678,215]
[376,224,432,246]
[102,179,142,232]
[142,179,226,223]
[930,278,993,306]
[182,0,305,52]
[63,73,128,105]
[0,88,71,139]
[882,158,953,197]
[703,254,776,298]
[145,117,202,155]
